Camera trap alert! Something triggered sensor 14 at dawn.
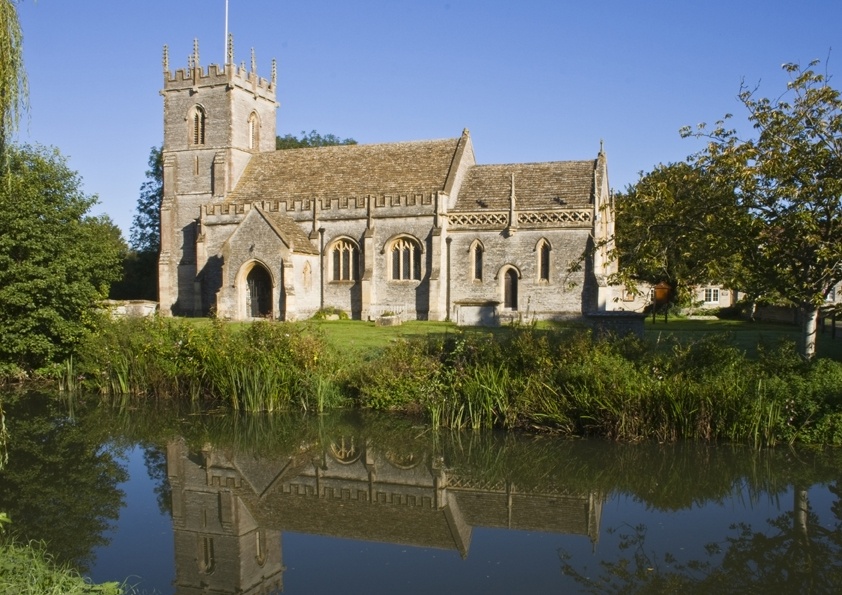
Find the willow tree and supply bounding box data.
[0,0,26,151]
[684,61,842,359]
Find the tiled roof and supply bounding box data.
[256,207,319,254]
[453,161,597,212]
[228,138,462,202]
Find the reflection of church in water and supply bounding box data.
[166,435,603,593]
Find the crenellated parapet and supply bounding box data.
[162,37,275,96]
[202,193,439,224]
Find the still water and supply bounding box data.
[1,391,841,594]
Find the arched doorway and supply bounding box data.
[504,269,518,310]
[246,264,273,318]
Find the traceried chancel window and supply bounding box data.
[390,238,421,280]
[331,239,359,281]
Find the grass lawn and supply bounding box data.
[302,316,842,360]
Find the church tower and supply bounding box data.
[159,37,278,315]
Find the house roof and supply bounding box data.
[452,160,597,212]
[227,137,463,203]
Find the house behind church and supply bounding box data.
[158,39,618,324]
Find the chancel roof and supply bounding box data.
[228,138,462,202]
[453,161,597,212]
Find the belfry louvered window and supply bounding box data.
[190,106,206,145]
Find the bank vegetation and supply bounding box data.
[33,316,842,447]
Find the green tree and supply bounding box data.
[129,146,162,254]
[276,129,357,150]
[684,61,842,359]
[613,162,745,306]
[0,0,26,152]
[116,146,163,300]
[0,144,124,370]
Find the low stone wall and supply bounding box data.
[103,300,159,318]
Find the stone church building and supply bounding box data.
[159,39,618,323]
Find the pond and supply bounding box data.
[1,391,841,593]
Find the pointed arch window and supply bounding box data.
[470,240,483,282]
[330,239,359,281]
[248,112,259,150]
[390,237,422,280]
[504,269,519,310]
[537,239,551,282]
[189,105,206,145]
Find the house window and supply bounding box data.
[390,238,421,280]
[704,288,720,303]
[330,239,359,281]
[538,240,551,282]
[471,240,483,281]
[190,106,206,145]
[248,112,259,150]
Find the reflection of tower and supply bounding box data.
[167,439,284,594]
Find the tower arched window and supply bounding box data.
[248,112,259,150]
[189,105,206,145]
[390,237,422,280]
[330,239,359,281]
[537,239,551,282]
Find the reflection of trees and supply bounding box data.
[560,485,842,594]
[0,391,127,571]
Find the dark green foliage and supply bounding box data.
[129,146,162,254]
[0,391,127,572]
[275,130,357,150]
[118,145,163,299]
[0,144,124,370]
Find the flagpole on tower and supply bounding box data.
[224,0,229,64]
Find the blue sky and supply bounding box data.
[16,0,842,236]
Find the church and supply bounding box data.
[158,38,618,324]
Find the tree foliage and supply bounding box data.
[276,129,357,150]
[129,145,162,254]
[0,144,124,370]
[614,162,746,304]
[682,61,842,358]
[0,0,26,151]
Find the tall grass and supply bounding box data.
[352,324,842,445]
[0,539,126,594]
[72,317,842,445]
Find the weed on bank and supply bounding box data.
[67,317,842,446]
